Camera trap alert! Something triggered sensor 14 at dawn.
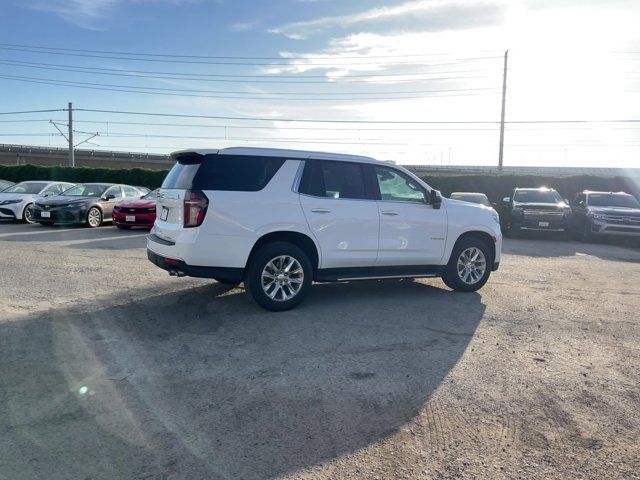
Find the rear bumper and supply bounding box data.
[147,247,244,283]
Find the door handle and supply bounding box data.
[381,211,399,216]
[311,208,331,213]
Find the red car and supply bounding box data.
[113,189,157,229]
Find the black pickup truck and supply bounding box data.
[501,187,572,237]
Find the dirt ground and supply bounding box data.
[0,222,639,480]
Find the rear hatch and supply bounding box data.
[154,151,213,243]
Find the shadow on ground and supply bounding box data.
[0,280,485,480]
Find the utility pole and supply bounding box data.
[68,102,74,167]
[498,50,508,170]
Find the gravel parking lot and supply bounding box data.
[1,223,639,480]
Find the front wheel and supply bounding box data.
[442,237,493,292]
[22,203,35,224]
[246,242,312,311]
[86,207,103,228]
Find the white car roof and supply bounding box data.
[171,147,386,165]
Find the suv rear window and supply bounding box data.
[162,154,286,191]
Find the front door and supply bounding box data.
[373,165,447,266]
[298,160,379,268]
[101,185,123,219]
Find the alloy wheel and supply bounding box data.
[24,205,34,223]
[261,255,304,302]
[456,247,487,285]
[87,208,101,227]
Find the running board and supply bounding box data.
[315,265,444,282]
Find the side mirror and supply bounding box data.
[430,189,442,209]
[578,200,585,207]
[491,202,498,208]
[502,196,511,203]
[103,194,116,201]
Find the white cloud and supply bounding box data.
[26,0,201,29]
[269,0,501,39]
[28,0,119,30]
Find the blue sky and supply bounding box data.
[1,0,640,167]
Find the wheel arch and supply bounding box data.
[448,230,496,265]
[246,231,320,272]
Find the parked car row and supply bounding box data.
[0,180,158,228]
[448,187,640,241]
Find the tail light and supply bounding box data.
[183,190,208,228]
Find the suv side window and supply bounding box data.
[192,154,286,192]
[299,160,368,200]
[124,186,139,198]
[374,166,427,203]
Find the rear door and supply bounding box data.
[298,160,379,268]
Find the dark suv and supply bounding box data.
[501,187,572,237]
[570,191,640,241]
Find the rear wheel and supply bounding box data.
[246,242,312,311]
[87,207,102,228]
[22,203,34,224]
[442,237,493,292]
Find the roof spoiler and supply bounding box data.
[171,151,205,165]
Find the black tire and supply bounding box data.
[580,224,594,243]
[442,236,493,292]
[246,241,313,311]
[86,207,103,228]
[116,224,132,230]
[21,203,35,224]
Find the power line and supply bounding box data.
[0,73,497,96]
[5,118,640,131]
[0,108,67,116]
[0,74,498,101]
[72,108,640,125]
[0,59,493,84]
[7,133,639,147]
[0,46,502,66]
[0,42,500,60]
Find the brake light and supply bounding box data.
[183,190,208,228]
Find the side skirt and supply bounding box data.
[315,265,444,282]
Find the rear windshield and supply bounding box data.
[514,189,561,203]
[162,154,286,191]
[588,193,640,208]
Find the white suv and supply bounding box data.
[148,147,502,311]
